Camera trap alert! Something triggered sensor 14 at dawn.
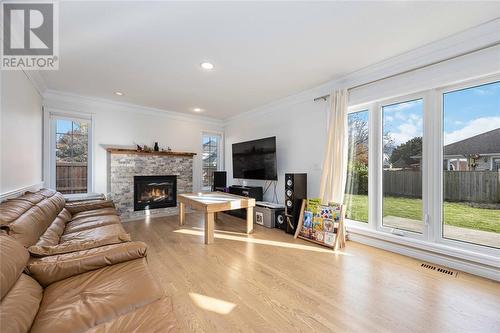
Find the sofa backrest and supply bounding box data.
[0,234,43,332]
[0,189,66,247]
[0,234,29,299]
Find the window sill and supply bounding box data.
[346,222,500,280]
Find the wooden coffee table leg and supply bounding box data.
[246,206,254,234]
[205,212,214,244]
[179,202,185,226]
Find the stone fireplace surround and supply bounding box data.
[107,148,195,219]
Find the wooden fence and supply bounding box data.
[382,170,500,203]
[56,162,87,194]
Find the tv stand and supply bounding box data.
[227,185,263,219]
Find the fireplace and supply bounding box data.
[134,175,177,211]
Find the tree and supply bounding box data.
[389,137,422,168]
[347,113,368,165]
[56,123,88,162]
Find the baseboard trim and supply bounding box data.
[348,230,500,281]
[0,182,45,202]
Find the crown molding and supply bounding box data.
[43,90,224,127]
[225,18,500,125]
[23,70,48,96]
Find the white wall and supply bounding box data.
[43,92,223,195]
[225,100,328,203]
[0,71,43,194]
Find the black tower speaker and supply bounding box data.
[213,171,227,191]
[284,173,307,234]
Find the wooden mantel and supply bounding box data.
[106,148,196,157]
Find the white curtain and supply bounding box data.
[319,89,349,205]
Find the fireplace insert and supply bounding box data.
[134,175,177,211]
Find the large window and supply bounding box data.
[51,117,91,194]
[202,133,222,190]
[442,81,500,249]
[345,110,369,223]
[345,75,500,260]
[382,99,423,233]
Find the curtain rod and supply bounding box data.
[313,41,500,102]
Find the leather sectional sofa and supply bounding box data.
[0,189,176,332]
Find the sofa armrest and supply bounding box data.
[65,199,116,215]
[26,241,148,287]
[28,233,131,257]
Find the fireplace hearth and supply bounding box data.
[134,175,177,211]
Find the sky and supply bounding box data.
[382,80,500,146]
[443,80,500,145]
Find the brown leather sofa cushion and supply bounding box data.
[35,208,72,247]
[27,241,148,287]
[65,199,116,215]
[71,207,119,220]
[30,258,165,333]
[0,274,43,333]
[0,199,33,225]
[0,235,30,299]
[86,298,177,333]
[28,233,131,257]
[60,223,128,243]
[64,214,121,234]
[2,191,65,247]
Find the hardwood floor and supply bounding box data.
[123,212,500,333]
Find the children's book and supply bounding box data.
[298,198,344,248]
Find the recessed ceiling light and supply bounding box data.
[193,107,203,112]
[114,91,124,96]
[200,62,214,70]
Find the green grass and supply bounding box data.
[344,194,500,233]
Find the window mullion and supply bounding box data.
[369,102,382,231]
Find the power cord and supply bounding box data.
[272,181,278,203]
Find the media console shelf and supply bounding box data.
[225,185,263,219]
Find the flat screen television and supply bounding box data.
[232,136,277,180]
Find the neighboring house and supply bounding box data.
[444,128,500,171]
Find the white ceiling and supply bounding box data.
[41,1,500,119]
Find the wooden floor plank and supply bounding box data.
[123,212,500,333]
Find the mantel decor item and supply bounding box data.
[154,142,159,151]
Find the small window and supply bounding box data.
[493,158,500,171]
[202,133,222,190]
[53,118,91,194]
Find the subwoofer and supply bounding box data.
[275,209,287,231]
[284,173,307,234]
[212,171,227,192]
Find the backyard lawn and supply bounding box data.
[344,194,500,233]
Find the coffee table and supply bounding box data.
[177,192,256,244]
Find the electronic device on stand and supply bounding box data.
[226,185,263,219]
[212,171,227,192]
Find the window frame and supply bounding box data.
[345,105,373,229]
[45,109,94,194]
[375,92,431,241]
[345,74,500,260]
[201,131,224,191]
[435,75,500,255]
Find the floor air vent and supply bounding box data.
[420,263,458,277]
